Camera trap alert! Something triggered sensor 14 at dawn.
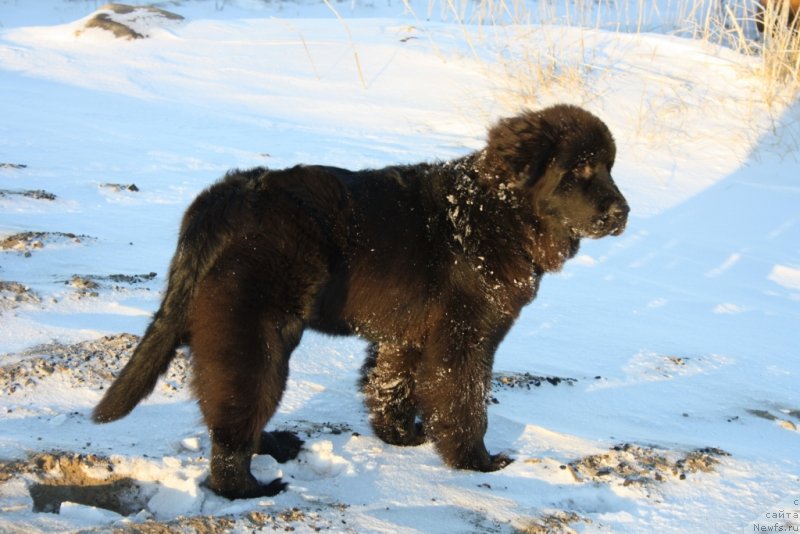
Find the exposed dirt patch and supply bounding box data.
[0,457,38,484]
[85,13,146,40]
[0,189,56,200]
[246,508,326,531]
[0,231,93,256]
[105,273,158,285]
[0,334,189,396]
[568,443,730,489]
[490,371,577,404]
[117,516,236,533]
[516,511,590,534]
[747,408,799,431]
[493,372,578,390]
[100,183,140,193]
[76,4,185,41]
[128,504,351,533]
[279,420,354,438]
[67,272,157,297]
[67,275,101,297]
[0,280,41,310]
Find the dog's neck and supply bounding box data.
[442,152,580,274]
[530,225,580,272]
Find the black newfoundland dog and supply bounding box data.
[94,104,629,499]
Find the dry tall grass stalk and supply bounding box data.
[322,0,367,88]
[677,0,799,105]
[472,0,798,109]
[752,0,800,102]
[426,0,607,111]
[322,0,798,111]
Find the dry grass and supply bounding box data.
[679,0,800,105]
[280,0,796,134]
[410,0,799,110]
[322,0,367,88]
[750,3,800,102]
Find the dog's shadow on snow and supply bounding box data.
[29,477,145,515]
[21,452,149,515]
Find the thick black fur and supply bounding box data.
[93,104,629,499]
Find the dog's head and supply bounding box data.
[485,104,629,239]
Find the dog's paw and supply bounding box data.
[252,477,289,498]
[373,420,427,447]
[449,446,513,472]
[205,475,288,500]
[488,452,514,471]
[258,430,304,462]
[466,452,514,472]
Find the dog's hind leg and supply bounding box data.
[188,253,310,499]
[360,343,425,446]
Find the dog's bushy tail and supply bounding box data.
[92,288,186,422]
[93,173,252,423]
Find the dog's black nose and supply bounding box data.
[606,201,629,235]
[608,201,629,221]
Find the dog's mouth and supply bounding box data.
[610,223,626,236]
[578,211,628,239]
[596,201,629,237]
[604,215,628,237]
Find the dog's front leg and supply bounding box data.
[416,318,512,472]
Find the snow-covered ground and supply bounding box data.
[0,1,798,532]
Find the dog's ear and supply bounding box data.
[486,105,616,190]
[485,110,558,187]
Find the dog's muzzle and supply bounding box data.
[593,201,629,237]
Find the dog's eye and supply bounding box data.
[573,165,594,180]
